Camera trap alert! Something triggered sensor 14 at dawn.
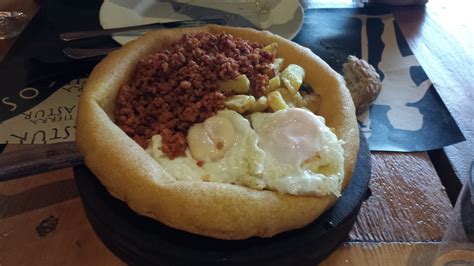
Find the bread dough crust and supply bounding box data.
[343,55,382,115]
[76,25,359,240]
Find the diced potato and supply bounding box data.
[277,88,304,107]
[276,87,292,103]
[293,92,305,107]
[224,95,256,113]
[303,93,322,114]
[280,64,305,95]
[217,75,250,94]
[262,42,278,54]
[267,91,289,112]
[268,76,281,92]
[251,96,269,113]
[271,58,284,73]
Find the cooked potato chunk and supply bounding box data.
[272,58,285,73]
[224,95,256,113]
[277,88,304,107]
[217,75,250,94]
[268,76,281,92]
[251,96,269,113]
[293,91,305,107]
[267,91,289,111]
[262,42,278,54]
[280,64,305,95]
[276,87,292,103]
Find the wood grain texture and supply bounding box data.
[0,142,83,181]
[0,197,123,266]
[0,152,451,265]
[0,168,78,220]
[321,242,439,266]
[392,0,474,183]
[350,152,452,242]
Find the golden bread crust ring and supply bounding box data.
[76,25,359,240]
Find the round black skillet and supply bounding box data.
[74,131,371,266]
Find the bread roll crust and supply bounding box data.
[76,25,359,240]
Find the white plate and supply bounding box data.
[99,0,304,45]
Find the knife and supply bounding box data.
[59,18,226,42]
[62,47,120,60]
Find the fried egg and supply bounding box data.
[147,108,344,197]
[250,108,344,196]
[146,110,265,189]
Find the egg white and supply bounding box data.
[146,110,266,189]
[250,108,344,196]
[147,108,344,197]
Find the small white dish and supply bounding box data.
[99,0,304,45]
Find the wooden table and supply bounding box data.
[1,0,472,265]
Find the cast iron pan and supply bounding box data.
[73,132,371,266]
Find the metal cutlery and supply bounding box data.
[63,47,119,60]
[60,18,226,42]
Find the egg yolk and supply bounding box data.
[255,108,323,167]
[187,116,236,162]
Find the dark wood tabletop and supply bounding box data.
[0,0,472,265]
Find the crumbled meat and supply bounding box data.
[115,32,275,159]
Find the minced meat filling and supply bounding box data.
[115,32,275,159]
